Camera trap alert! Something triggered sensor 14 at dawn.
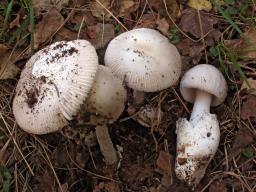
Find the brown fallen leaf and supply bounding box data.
[118,0,138,17]
[179,8,219,42]
[87,23,115,49]
[121,164,153,183]
[34,169,56,192]
[34,8,64,49]
[69,11,96,27]
[136,13,157,28]
[241,94,256,119]
[32,0,69,16]
[127,104,163,129]
[156,150,173,176]
[157,17,170,36]
[55,27,79,41]
[148,0,180,20]
[241,78,256,95]
[0,44,20,79]
[90,0,111,20]
[228,127,254,161]
[176,38,204,64]
[209,180,227,192]
[94,182,120,192]
[228,27,256,59]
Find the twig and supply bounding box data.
[0,113,34,175]
[95,0,128,31]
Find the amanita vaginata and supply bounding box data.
[175,64,227,186]
[13,40,126,165]
[13,40,98,134]
[104,28,181,126]
[104,28,181,92]
[84,65,127,165]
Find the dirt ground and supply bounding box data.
[0,0,256,191]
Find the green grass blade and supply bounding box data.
[28,1,34,52]
[0,0,14,39]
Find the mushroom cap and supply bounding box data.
[104,28,181,92]
[13,82,68,134]
[180,64,227,106]
[13,40,98,134]
[85,65,127,123]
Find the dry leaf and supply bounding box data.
[34,8,64,49]
[94,182,120,192]
[225,27,256,59]
[176,38,204,64]
[179,8,218,39]
[241,94,256,119]
[149,0,180,20]
[121,164,152,183]
[118,0,137,17]
[87,23,115,49]
[35,170,56,192]
[127,104,163,129]
[136,13,157,28]
[0,44,20,79]
[228,127,254,160]
[241,78,256,95]
[55,27,79,41]
[238,27,256,59]
[157,17,170,35]
[209,180,227,192]
[32,0,69,16]
[188,0,212,11]
[90,0,111,20]
[70,12,96,27]
[156,150,172,176]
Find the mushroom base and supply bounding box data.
[175,113,220,186]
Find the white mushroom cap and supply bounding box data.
[85,65,127,123]
[180,64,227,106]
[13,82,68,134]
[104,28,181,92]
[13,40,98,134]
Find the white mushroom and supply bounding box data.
[84,65,127,165]
[13,40,98,134]
[104,28,181,92]
[175,64,227,186]
[85,65,127,123]
[104,28,181,127]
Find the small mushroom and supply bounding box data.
[104,28,181,92]
[13,40,98,134]
[85,65,127,124]
[175,64,227,186]
[84,65,127,165]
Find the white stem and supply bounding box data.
[190,90,212,124]
[95,125,118,165]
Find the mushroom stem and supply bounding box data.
[95,125,118,165]
[190,90,212,124]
